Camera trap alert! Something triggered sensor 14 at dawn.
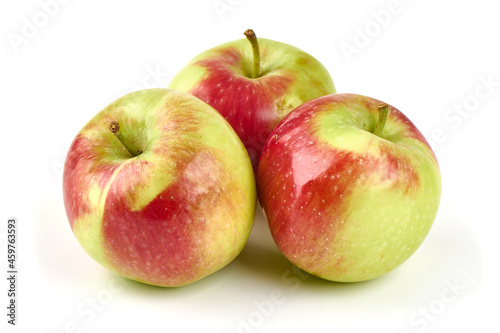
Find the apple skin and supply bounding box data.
[63,88,256,287]
[168,35,335,170]
[257,93,441,282]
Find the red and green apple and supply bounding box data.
[63,88,256,287]
[168,29,336,170]
[257,93,441,282]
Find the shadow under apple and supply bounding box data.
[233,207,383,292]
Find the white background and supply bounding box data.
[1,0,499,332]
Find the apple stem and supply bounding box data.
[373,104,389,137]
[244,29,261,79]
[109,121,142,157]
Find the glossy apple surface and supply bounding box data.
[63,88,256,287]
[168,30,335,170]
[258,93,441,282]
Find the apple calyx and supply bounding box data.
[109,121,142,157]
[372,103,389,137]
[243,29,261,79]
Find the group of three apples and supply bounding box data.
[63,30,441,287]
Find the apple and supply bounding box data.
[63,88,256,287]
[168,29,336,171]
[257,93,441,282]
